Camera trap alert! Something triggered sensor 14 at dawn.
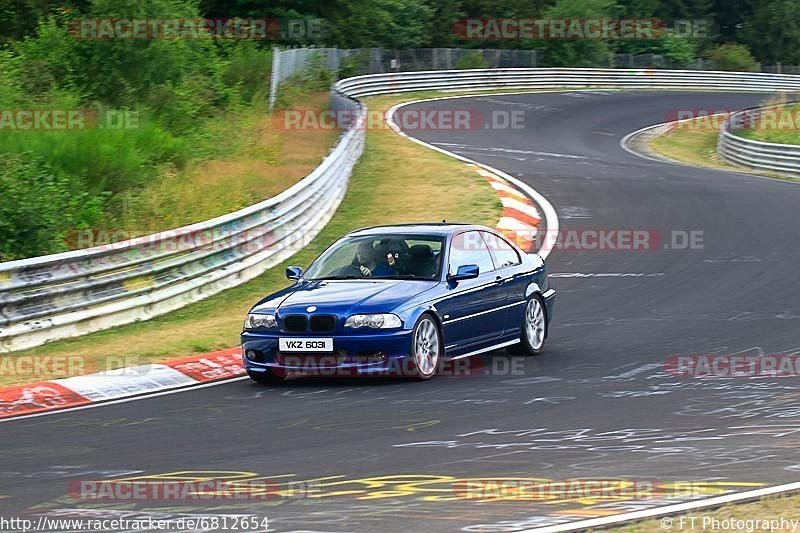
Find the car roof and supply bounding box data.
[347,223,494,237]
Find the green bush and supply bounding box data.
[709,43,758,72]
[0,50,24,107]
[0,104,186,195]
[0,156,104,261]
[0,0,293,259]
[455,51,489,70]
[222,42,272,104]
[660,31,698,68]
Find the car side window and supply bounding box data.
[449,231,495,275]
[482,231,521,268]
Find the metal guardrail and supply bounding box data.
[0,100,365,352]
[717,105,800,175]
[5,67,800,352]
[334,68,800,98]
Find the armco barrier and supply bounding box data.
[334,68,800,98]
[4,67,800,352]
[717,105,800,175]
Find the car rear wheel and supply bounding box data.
[520,295,547,355]
[410,315,441,379]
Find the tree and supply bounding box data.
[739,0,800,65]
[538,0,617,67]
[324,0,433,48]
[428,0,463,47]
[660,29,698,66]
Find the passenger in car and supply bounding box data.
[356,241,395,277]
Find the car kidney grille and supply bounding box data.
[283,315,308,332]
[310,315,336,332]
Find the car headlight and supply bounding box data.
[344,313,402,329]
[244,313,277,330]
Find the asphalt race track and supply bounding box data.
[3,91,800,532]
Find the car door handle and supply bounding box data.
[494,276,504,284]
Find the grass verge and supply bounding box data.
[0,92,502,387]
[97,93,340,237]
[737,102,800,145]
[608,492,800,532]
[648,119,730,168]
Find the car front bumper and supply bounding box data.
[241,329,417,378]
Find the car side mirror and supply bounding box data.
[447,264,479,282]
[286,266,303,280]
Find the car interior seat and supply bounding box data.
[406,244,439,278]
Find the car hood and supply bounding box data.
[252,279,437,316]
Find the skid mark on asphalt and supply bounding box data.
[557,205,592,219]
[703,256,761,263]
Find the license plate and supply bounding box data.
[279,338,334,352]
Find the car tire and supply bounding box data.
[519,295,547,356]
[410,314,441,380]
[247,370,283,384]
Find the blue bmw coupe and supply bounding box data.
[241,223,555,381]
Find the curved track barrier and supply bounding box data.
[4,67,800,352]
[718,105,800,175]
[334,68,800,98]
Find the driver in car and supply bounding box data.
[356,241,396,277]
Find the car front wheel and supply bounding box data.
[410,315,441,379]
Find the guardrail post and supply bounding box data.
[268,45,281,111]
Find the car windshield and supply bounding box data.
[305,234,444,281]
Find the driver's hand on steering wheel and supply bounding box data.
[359,265,372,277]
